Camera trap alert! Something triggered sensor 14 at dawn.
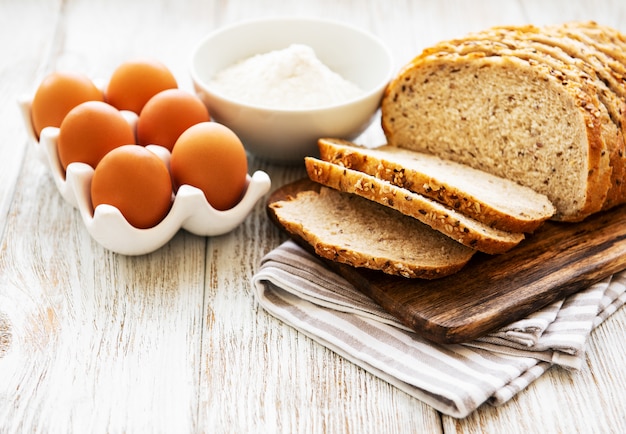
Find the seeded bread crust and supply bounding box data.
[268,186,476,279]
[419,29,625,212]
[382,50,608,221]
[554,21,626,57]
[442,27,625,128]
[538,26,626,118]
[305,157,525,254]
[486,25,626,99]
[317,138,555,233]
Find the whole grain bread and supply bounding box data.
[317,138,555,233]
[305,157,525,254]
[456,24,626,211]
[268,185,476,279]
[381,22,626,222]
[416,27,626,212]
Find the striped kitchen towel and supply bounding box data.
[251,241,626,418]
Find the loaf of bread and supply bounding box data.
[268,184,476,279]
[381,21,626,222]
[317,138,555,233]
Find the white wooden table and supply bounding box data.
[1,0,625,432]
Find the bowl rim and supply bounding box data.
[189,16,394,113]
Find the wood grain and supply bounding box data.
[0,1,625,433]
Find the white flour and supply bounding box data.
[210,44,364,109]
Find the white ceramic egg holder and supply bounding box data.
[17,96,271,255]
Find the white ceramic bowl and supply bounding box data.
[17,96,271,255]
[190,17,394,164]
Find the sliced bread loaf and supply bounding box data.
[305,157,525,254]
[381,49,610,222]
[317,138,555,233]
[415,28,625,212]
[458,25,626,209]
[267,184,476,279]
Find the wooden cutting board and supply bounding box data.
[267,179,626,344]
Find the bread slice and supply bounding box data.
[317,138,555,233]
[305,157,525,254]
[417,27,625,213]
[381,50,610,222]
[536,22,626,211]
[268,185,476,279]
[461,25,626,211]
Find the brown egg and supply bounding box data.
[91,145,173,229]
[170,122,248,210]
[57,101,135,170]
[105,59,178,114]
[31,71,104,138]
[137,89,210,151]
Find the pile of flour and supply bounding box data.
[210,44,364,109]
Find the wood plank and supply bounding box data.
[0,1,208,432]
[0,1,59,236]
